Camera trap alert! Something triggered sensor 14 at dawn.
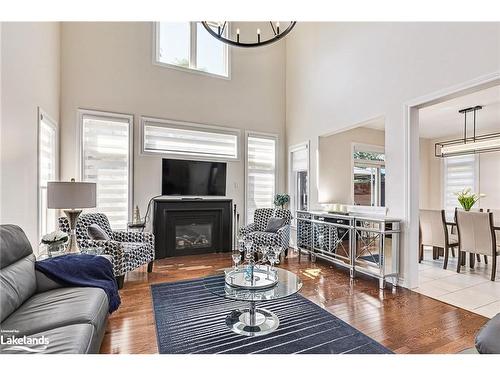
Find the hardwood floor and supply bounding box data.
[100,250,488,354]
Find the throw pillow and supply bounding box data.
[87,224,110,241]
[265,217,287,233]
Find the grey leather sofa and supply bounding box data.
[475,313,500,354]
[0,224,109,354]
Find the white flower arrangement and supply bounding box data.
[41,230,68,245]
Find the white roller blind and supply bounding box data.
[246,135,277,223]
[39,115,57,236]
[443,155,477,215]
[82,113,131,230]
[292,147,308,172]
[143,120,238,160]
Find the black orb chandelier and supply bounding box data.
[201,21,297,48]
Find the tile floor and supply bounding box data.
[412,248,500,318]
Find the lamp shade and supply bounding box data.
[47,181,96,209]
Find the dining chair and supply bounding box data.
[487,209,500,227]
[454,207,489,266]
[456,210,500,281]
[419,209,458,269]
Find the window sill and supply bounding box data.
[152,60,231,80]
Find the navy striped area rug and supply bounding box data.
[151,276,392,354]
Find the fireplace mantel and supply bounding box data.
[153,198,233,259]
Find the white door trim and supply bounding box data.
[403,71,500,289]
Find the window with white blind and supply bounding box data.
[443,154,478,215]
[38,110,58,237]
[142,117,239,160]
[80,110,133,230]
[289,143,309,226]
[246,134,277,224]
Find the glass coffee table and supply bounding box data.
[203,266,303,337]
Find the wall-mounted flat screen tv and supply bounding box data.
[162,159,227,196]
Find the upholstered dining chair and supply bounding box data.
[454,207,488,266]
[59,213,155,288]
[239,208,292,256]
[419,209,458,269]
[488,209,500,227]
[456,210,500,281]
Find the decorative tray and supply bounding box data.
[225,265,278,290]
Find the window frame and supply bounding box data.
[288,141,310,228]
[141,116,241,162]
[37,107,59,240]
[351,143,385,206]
[77,109,134,229]
[442,154,479,216]
[245,131,279,224]
[152,22,231,80]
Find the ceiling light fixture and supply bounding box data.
[435,105,500,157]
[200,21,297,48]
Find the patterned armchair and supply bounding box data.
[58,213,155,288]
[239,208,292,255]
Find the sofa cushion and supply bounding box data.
[0,225,37,322]
[1,287,108,337]
[0,254,37,322]
[0,224,34,269]
[475,313,500,354]
[87,224,111,241]
[265,217,287,233]
[0,324,97,354]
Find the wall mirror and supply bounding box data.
[318,117,386,210]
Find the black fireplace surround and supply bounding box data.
[153,198,232,259]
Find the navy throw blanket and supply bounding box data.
[35,254,121,313]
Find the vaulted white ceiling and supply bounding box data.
[419,85,500,139]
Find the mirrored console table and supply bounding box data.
[296,210,401,290]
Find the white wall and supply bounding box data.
[419,137,442,209]
[318,126,385,204]
[59,22,286,227]
[480,153,500,209]
[286,22,500,285]
[0,22,61,246]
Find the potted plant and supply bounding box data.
[455,188,485,211]
[41,230,69,255]
[274,193,290,209]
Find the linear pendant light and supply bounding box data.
[435,105,500,157]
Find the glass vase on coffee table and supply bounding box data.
[231,248,241,270]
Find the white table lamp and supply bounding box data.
[47,179,96,253]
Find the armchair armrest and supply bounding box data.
[112,231,154,247]
[276,224,291,248]
[239,223,257,238]
[80,239,124,276]
[80,239,123,254]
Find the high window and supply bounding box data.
[246,133,277,223]
[79,110,133,230]
[142,117,239,160]
[38,110,58,237]
[154,22,229,78]
[443,154,478,215]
